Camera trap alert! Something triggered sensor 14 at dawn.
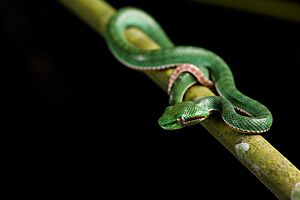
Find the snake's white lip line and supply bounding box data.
[181,116,206,125]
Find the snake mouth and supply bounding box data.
[178,116,207,126]
[158,115,207,130]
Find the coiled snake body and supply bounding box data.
[106,7,273,134]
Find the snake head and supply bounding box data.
[158,101,210,130]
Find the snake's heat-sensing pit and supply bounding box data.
[105,7,273,134]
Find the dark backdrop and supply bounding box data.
[1,0,299,198]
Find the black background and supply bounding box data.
[1,0,300,198]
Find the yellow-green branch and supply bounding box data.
[191,0,300,24]
[57,0,300,199]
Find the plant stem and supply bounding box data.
[191,0,300,24]
[57,0,300,199]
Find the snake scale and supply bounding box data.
[105,7,273,134]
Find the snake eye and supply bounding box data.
[177,116,185,124]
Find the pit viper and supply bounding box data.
[105,7,273,134]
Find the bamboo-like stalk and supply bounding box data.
[57,0,300,199]
[191,0,300,24]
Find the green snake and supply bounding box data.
[105,7,273,134]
